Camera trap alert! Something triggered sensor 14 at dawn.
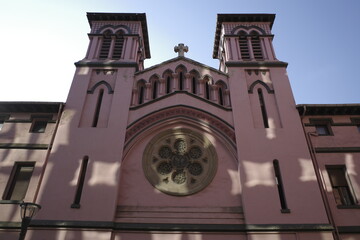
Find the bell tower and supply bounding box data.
[213,14,334,239]
[36,13,151,224]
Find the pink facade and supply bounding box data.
[0,13,359,240]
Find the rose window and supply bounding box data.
[143,128,217,196]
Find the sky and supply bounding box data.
[0,0,359,104]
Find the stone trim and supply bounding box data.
[74,61,138,70]
[0,143,49,150]
[0,221,334,232]
[225,61,288,68]
[338,226,360,233]
[315,147,360,153]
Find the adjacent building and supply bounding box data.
[0,13,359,240]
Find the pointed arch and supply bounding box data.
[175,65,187,91]
[150,74,160,100]
[162,69,173,94]
[189,70,200,94]
[248,80,274,94]
[97,24,132,34]
[112,30,125,59]
[87,81,114,94]
[99,30,112,59]
[136,79,147,105]
[215,80,228,106]
[124,106,236,154]
[232,25,266,35]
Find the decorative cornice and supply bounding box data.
[0,143,49,150]
[75,61,138,70]
[297,104,360,116]
[225,61,288,68]
[0,102,63,113]
[0,220,334,233]
[315,147,360,153]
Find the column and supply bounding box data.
[185,73,191,91]
[247,37,255,61]
[172,73,179,92]
[158,78,165,96]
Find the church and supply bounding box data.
[0,12,359,240]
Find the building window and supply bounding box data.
[327,166,357,206]
[315,125,330,136]
[0,120,4,131]
[258,88,269,128]
[30,119,48,133]
[238,31,250,60]
[99,30,112,60]
[3,163,35,200]
[166,76,171,94]
[250,31,263,60]
[192,77,197,94]
[112,30,124,59]
[273,160,290,212]
[357,125,360,133]
[71,156,89,208]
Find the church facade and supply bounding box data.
[0,13,359,240]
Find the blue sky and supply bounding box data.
[1,0,359,104]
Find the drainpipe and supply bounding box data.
[300,106,341,240]
[34,103,64,202]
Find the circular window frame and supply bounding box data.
[142,128,218,196]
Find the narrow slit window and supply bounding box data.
[166,76,171,94]
[179,72,184,90]
[218,87,224,106]
[205,81,210,100]
[71,156,89,208]
[327,166,357,206]
[92,89,104,127]
[273,160,290,212]
[152,81,158,99]
[258,88,269,128]
[4,163,35,201]
[138,85,145,104]
[192,77,197,94]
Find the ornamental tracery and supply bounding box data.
[143,128,217,196]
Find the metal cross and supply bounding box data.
[174,43,188,57]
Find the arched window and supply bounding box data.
[258,88,269,128]
[218,87,224,106]
[112,30,124,59]
[99,30,112,60]
[137,81,146,104]
[166,76,171,94]
[179,72,184,90]
[152,80,158,99]
[250,31,263,60]
[216,81,227,106]
[92,89,104,127]
[238,30,250,60]
[192,77,197,94]
[205,81,210,100]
